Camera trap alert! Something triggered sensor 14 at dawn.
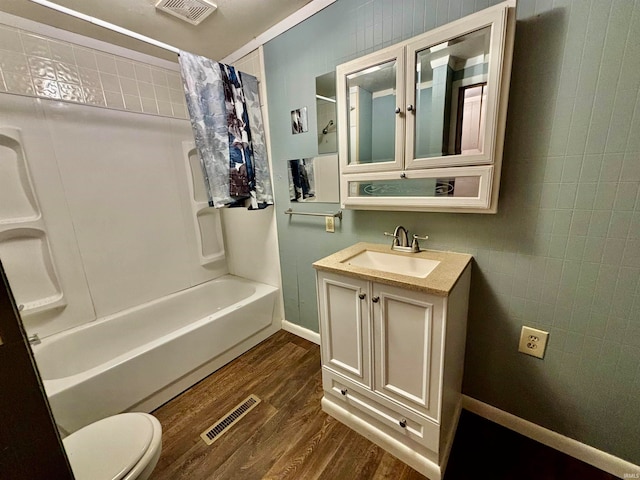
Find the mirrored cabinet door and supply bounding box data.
[337,47,405,173]
[405,5,511,169]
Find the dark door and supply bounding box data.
[0,261,74,479]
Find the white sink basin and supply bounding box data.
[343,250,440,278]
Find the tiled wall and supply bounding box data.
[0,23,188,119]
[263,0,640,465]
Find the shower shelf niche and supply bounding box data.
[0,127,66,315]
[183,141,225,266]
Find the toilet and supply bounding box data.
[63,413,162,480]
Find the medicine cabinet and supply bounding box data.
[336,0,515,213]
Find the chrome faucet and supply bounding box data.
[394,225,409,247]
[384,225,408,248]
[384,226,429,253]
[28,333,41,346]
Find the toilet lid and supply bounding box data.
[63,413,154,480]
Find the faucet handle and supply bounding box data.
[384,231,400,246]
[411,234,429,252]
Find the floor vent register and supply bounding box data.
[200,394,261,445]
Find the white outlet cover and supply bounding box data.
[518,326,549,359]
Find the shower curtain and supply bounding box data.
[179,51,273,209]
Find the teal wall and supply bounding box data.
[263,0,640,464]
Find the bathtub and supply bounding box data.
[33,275,279,434]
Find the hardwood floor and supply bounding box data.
[151,330,617,480]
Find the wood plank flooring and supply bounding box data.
[151,330,617,480]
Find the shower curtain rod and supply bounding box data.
[28,0,181,54]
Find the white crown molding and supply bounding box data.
[222,0,336,64]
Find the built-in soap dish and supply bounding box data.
[0,228,66,316]
[0,128,41,223]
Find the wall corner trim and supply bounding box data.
[281,319,320,345]
[461,395,640,478]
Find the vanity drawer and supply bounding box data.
[322,368,440,452]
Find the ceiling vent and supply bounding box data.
[155,0,217,26]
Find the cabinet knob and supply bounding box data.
[394,107,401,114]
[372,296,380,303]
[400,172,406,179]
[407,104,414,112]
[341,388,348,396]
[358,293,366,300]
[399,419,407,428]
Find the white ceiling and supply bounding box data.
[0,0,315,61]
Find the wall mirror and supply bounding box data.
[413,26,490,160]
[315,72,337,154]
[346,59,399,166]
[287,154,339,203]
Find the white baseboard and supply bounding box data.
[462,395,640,478]
[281,319,320,345]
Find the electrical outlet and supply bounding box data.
[518,326,549,359]
[325,216,335,233]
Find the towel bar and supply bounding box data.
[284,208,342,220]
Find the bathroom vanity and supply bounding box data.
[313,243,472,479]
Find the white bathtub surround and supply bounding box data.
[0,14,285,445]
[0,19,188,119]
[0,93,227,337]
[35,275,279,433]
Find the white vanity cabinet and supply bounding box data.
[336,0,516,213]
[314,244,472,479]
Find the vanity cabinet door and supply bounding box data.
[317,272,372,388]
[372,282,444,422]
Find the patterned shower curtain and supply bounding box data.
[178,51,273,209]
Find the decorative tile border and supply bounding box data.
[0,23,188,119]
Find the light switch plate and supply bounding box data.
[325,216,335,233]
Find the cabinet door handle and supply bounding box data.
[407,104,414,112]
[358,293,366,300]
[372,296,379,303]
[340,388,348,396]
[399,419,407,428]
[394,107,401,114]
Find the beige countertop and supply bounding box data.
[312,242,473,296]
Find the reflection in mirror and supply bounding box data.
[414,26,490,158]
[346,60,397,165]
[291,107,308,134]
[288,154,339,203]
[348,176,481,198]
[316,72,337,154]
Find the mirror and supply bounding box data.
[287,154,339,203]
[414,26,490,158]
[315,72,337,154]
[346,60,397,165]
